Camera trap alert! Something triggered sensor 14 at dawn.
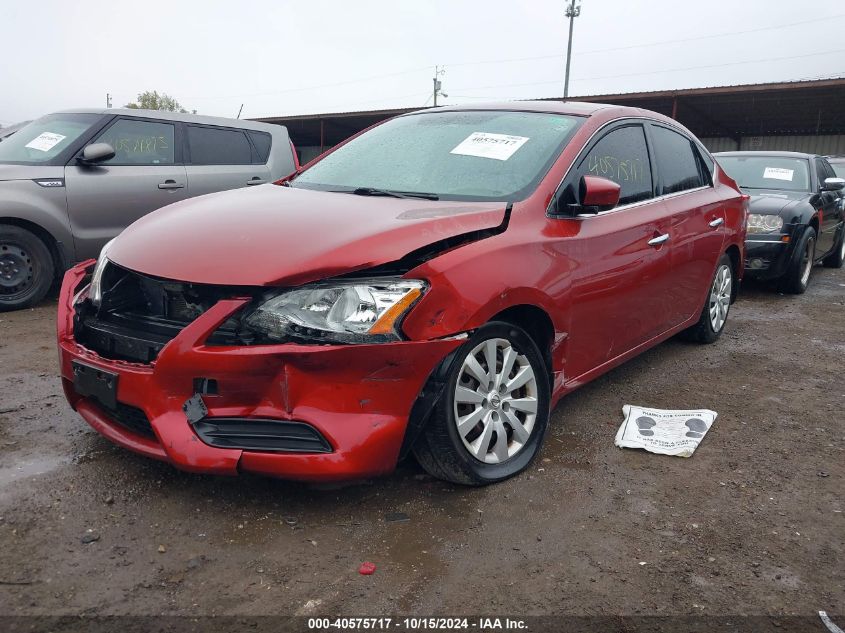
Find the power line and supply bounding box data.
[449,48,845,93]
[183,12,842,105]
[186,66,432,102]
[441,13,844,70]
[575,13,845,55]
[177,12,843,105]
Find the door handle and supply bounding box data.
[158,180,185,190]
[647,234,670,247]
[246,177,266,186]
[709,217,725,228]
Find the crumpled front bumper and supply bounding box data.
[57,262,462,481]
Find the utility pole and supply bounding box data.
[563,0,581,99]
[432,66,447,106]
[106,93,112,108]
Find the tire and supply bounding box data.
[680,253,734,344]
[412,321,551,486]
[822,225,845,268]
[0,225,54,311]
[779,226,816,294]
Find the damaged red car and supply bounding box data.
[57,102,746,485]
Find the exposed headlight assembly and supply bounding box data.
[747,214,784,234]
[88,238,115,307]
[245,278,426,344]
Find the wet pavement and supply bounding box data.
[0,266,843,618]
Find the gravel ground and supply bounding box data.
[0,266,842,626]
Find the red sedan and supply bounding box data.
[57,102,746,485]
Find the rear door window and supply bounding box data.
[93,118,176,165]
[248,131,272,164]
[650,125,704,195]
[187,125,252,165]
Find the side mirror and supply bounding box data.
[821,177,845,192]
[78,143,115,165]
[579,175,621,213]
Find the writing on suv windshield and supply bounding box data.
[291,111,583,202]
[717,156,810,192]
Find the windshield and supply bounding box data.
[291,110,583,201]
[830,162,845,179]
[717,155,810,192]
[0,113,101,165]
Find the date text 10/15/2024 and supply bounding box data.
[307,617,528,630]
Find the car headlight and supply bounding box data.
[245,278,426,344]
[747,214,784,234]
[88,238,115,307]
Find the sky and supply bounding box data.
[1,0,843,126]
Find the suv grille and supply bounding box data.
[74,263,255,364]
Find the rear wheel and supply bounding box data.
[822,225,845,268]
[681,253,733,344]
[0,225,54,311]
[779,226,816,294]
[413,321,550,485]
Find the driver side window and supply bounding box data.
[92,119,175,166]
[559,125,653,212]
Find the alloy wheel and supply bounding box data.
[800,237,815,286]
[708,264,732,333]
[453,338,539,464]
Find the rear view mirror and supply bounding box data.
[822,177,845,192]
[579,175,621,213]
[78,142,115,165]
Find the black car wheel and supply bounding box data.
[413,321,551,486]
[680,253,733,344]
[822,225,845,269]
[0,225,54,311]
[780,226,816,295]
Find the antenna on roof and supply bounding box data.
[237,104,244,119]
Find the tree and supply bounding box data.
[125,91,190,113]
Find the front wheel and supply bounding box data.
[681,253,733,344]
[0,225,55,312]
[779,226,816,294]
[412,321,551,486]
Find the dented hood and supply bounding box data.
[108,184,507,286]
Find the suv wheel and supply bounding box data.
[0,225,54,311]
[413,321,550,485]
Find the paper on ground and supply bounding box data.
[614,405,717,457]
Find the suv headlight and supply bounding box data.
[245,278,426,344]
[747,214,784,234]
[88,238,115,307]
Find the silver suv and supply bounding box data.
[0,109,297,310]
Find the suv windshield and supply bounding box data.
[291,110,583,201]
[717,155,810,192]
[0,113,101,165]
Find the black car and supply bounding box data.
[715,151,845,293]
